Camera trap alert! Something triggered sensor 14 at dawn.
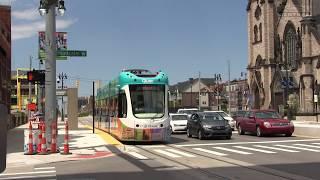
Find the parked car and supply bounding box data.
[187,112,232,140]
[236,110,294,137]
[204,111,236,130]
[169,113,188,133]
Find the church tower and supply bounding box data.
[247,0,277,109]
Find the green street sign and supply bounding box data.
[57,50,87,57]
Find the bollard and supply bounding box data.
[38,122,48,155]
[37,122,43,153]
[61,121,72,155]
[50,121,58,153]
[24,121,36,155]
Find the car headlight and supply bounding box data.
[290,121,294,126]
[203,125,211,129]
[263,122,271,128]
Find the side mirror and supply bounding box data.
[249,116,255,119]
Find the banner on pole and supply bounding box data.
[38,32,68,60]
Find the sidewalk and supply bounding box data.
[6,118,114,169]
[292,121,320,138]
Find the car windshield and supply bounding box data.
[237,111,247,117]
[171,115,188,120]
[130,84,165,119]
[217,112,230,118]
[255,111,281,119]
[201,113,224,121]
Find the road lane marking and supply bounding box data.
[174,139,320,147]
[233,146,276,154]
[0,171,56,177]
[127,152,149,160]
[312,143,320,145]
[34,167,56,170]
[274,145,320,152]
[165,149,196,157]
[0,174,56,180]
[139,145,166,148]
[193,148,227,156]
[213,147,252,155]
[253,145,300,152]
[294,144,320,149]
[154,149,182,158]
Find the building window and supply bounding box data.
[284,22,297,69]
[254,25,258,42]
[259,23,262,42]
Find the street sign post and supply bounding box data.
[57,50,87,57]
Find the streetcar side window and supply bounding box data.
[118,92,127,118]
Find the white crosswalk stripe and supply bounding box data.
[233,146,276,154]
[165,149,196,157]
[312,143,320,145]
[275,144,320,152]
[0,170,56,180]
[294,144,320,149]
[193,148,227,156]
[253,145,300,152]
[127,152,149,160]
[213,147,252,155]
[154,149,182,158]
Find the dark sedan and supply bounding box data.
[187,112,232,140]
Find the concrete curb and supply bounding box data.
[293,126,320,138]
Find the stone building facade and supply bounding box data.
[247,0,320,113]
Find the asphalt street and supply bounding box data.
[3,119,320,180]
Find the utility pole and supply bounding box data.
[228,60,231,115]
[198,72,201,110]
[28,56,32,118]
[44,0,57,144]
[92,81,95,134]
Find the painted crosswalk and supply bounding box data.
[0,167,56,180]
[253,145,300,152]
[127,143,320,160]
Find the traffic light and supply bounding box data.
[27,70,45,84]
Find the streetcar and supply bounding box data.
[95,69,171,142]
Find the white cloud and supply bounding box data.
[12,19,77,40]
[12,8,40,20]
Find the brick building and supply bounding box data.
[247,0,320,113]
[0,5,11,114]
[225,79,250,112]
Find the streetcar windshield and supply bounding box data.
[130,84,165,119]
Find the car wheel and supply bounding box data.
[238,125,245,135]
[198,130,204,140]
[226,135,231,140]
[187,128,192,138]
[285,133,292,137]
[256,126,263,137]
[169,126,173,134]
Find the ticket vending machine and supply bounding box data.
[0,104,7,173]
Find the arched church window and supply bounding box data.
[259,23,262,42]
[254,25,258,42]
[284,23,297,69]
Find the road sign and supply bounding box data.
[57,50,87,57]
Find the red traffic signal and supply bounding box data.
[27,70,45,83]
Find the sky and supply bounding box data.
[6,0,248,96]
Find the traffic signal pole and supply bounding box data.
[45,0,57,145]
[28,56,32,118]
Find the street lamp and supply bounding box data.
[38,0,67,146]
[57,0,66,16]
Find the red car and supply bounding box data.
[236,110,294,137]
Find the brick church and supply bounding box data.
[247,0,320,114]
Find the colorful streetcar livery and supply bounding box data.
[95,69,171,142]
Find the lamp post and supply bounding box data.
[58,73,67,122]
[39,0,66,144]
